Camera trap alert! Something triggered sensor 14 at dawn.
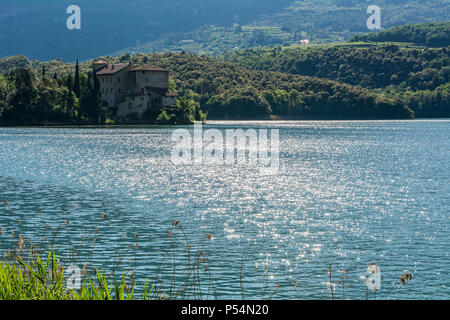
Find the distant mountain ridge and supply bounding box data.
[0,0,291,61]
[117,0,450,57]
[0,0,449,61]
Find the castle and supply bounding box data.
[92,60,177,122]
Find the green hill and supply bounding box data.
[222,38,450,118]
[350,22,450,47]
[259,0,450,43]
[223,43,450,90]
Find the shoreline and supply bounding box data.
[0,118,449,129]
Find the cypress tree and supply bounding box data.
[74,58,81,98]
[67,74,73,92]
[92,71,100,96]
[80,71,102,120]
[92,71,102,119]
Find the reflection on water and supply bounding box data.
[0,120,449,299]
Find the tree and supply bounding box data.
[62,90,79,119]
[74,58,81,98]
[2,68,38,123]
[8,67,37,107]
[66,74,73,92]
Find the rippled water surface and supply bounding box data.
[0,121,449,299]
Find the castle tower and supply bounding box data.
[92,59,108,73]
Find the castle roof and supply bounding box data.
[93,59,108,65]
[130,64,168,72]
[96,63,130,75]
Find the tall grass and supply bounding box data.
[1,200,415,300]
[0,247,150,300]
[0,235,216,300]
[0,201,217,300]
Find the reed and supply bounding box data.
[1,200,415,300]
[0,202,216,300]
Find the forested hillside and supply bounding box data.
[350,22,450,47]
[3,20,450,123]
[223,41,450,118]
[223,44,450,90]
[0,53,413,125]
[261,0,450,43]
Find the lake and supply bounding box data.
[0,120,449,299]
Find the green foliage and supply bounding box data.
[1,50,417,122]
[169,78,177,91]
[0,58,208,125]
[351,22,450,47]
[156,110,175,125]
[105,118,115,125]
[261,89,306,117]
[0,68,78,125]
[224,44,450,90]
[121,52,412,119]
[73,59,81,98]
[383,86,450,118]
[223,42,450,118]
[0,251,69,300]
[0,56,32,74]
[0,211,216,301]
[157,96,207,124]
[205,88,271,119]
[0,250,139,300]
[0,64,110,125]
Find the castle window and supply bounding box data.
[118,89,121,93]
